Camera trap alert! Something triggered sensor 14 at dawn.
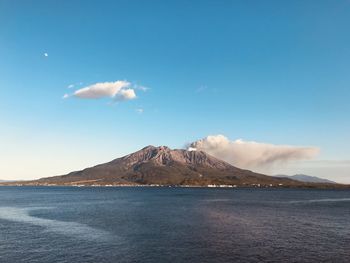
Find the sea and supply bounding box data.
[0,186,349,263]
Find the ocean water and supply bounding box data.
[0,187,349,263]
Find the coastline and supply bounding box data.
[0,182,348,189]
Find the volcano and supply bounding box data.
[25,145,321,187]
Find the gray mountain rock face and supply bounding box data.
[118,145,234,170]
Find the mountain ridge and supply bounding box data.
[1,146,345,188]
[276,174,336,184]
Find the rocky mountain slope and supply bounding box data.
[7,145,335,187]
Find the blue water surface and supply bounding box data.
[0,187,349,263]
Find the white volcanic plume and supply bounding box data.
[188,135,319,173]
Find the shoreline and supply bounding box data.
[0,183,348,189]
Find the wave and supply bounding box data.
[288,198,350,204]
[0,207,111,241]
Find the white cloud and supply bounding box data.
[135,85,149,92]
[44,53,48,57]
[64,80,138,102]
[188,135,319,173]
[67,82,83,89]
[113,88,136,101]
[62,94,70,99]
[74,81,131,99]
[136,108,144,114]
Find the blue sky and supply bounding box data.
[1,0,350,182]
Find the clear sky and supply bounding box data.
[1,0,350,182]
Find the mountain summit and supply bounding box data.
[30,145,314,187]
[119,145,233,170]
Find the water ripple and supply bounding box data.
[0,207,111,241]
[287,198,350,204]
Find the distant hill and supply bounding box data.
[0,180,18,183]
[0,146,343,188]
[276,174,336,184]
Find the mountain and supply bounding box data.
[18,146,323,187]
[2,146,342,188]
[276,174,336,184]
